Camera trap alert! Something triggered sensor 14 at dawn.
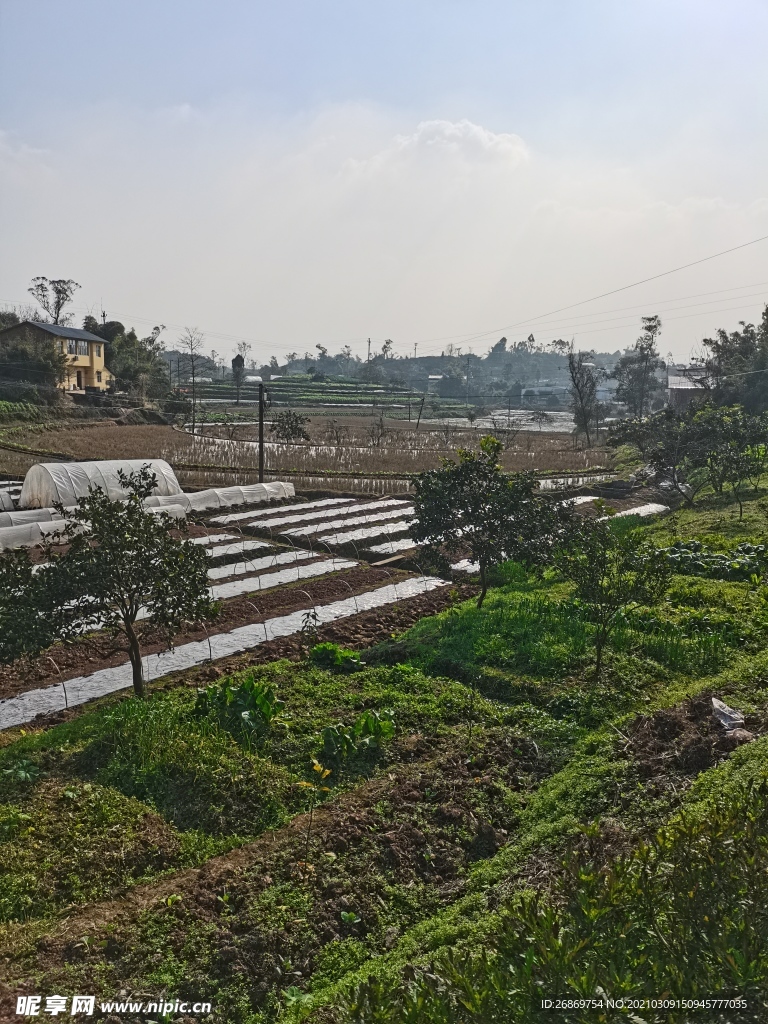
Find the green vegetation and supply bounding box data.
[3,488,768,1022]
[0,401,49,423]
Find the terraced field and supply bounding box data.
[0,494,452,727]
[3,488,768,1024]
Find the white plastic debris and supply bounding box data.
[712,697,745,732]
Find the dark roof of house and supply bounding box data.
[0,321,107,343]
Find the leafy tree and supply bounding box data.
[699,306,768,412]
[0,310,20,332]
[555,519,671,679]
[608,410,709,506]
[231,341,252,404]
[83,316,168,399]
[35,466,217,697]
[0,550,60,663]
[27,277,80,325]
[613,315,665,417]
[411,435,573,607]
[552,340,605,446]
[270,409,311,443]
[0,321,68,391]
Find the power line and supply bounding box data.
[2,234,767,358]
[400,281,768,351]
[452,233,768,349]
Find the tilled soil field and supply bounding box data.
[0,570,470,703]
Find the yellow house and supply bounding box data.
[0,321,114,392]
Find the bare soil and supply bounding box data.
[622,691,764,791]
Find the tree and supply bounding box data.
[83,317,168,400]
[411,435,573,607]
[552,340,605,446]
[180,327,205,432]
[555,518,671,680]
[27,277,80,325]
[0,550,61,664]
[698,306,768,412]
[381,339,394,360]
[231,341,251,404]
[613,315,665,418]
[0,310,19,332]
[0,321,68,392]
[270,409,311,443]
[35,466,216,697]
[609,411,708,506]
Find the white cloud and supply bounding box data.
[0,104,766,362]
[393,118,528,163]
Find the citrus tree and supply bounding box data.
[33,466,216,697]
[555,518,671,680]
[410,435,571,607]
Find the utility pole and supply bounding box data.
[258,382,265,483]
[101,309,107,326]
[367,338,371,363]
[413,342,417,359]
[416,395,425,430]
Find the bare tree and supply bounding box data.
[180,327,205,434]
[28,277,80,325]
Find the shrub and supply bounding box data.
[320,710,396,763]
[343,779,768,1022]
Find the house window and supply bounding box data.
[67,339,77,355]
[96,345,101,358]
[77,339,89,356]
[96,372,102,383]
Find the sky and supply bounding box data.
[1,0,767,364]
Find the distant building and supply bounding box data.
[666,364,708,412]
[0,320,113,392]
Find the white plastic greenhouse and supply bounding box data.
[20,460,182,509]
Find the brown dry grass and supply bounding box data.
[0,420,610,479]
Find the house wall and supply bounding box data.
[56,337,112,390]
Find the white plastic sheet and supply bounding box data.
[247,498,410,531]
[316,521,413,547]
[0,508,63,528]
[0,577,446,728]
[144,481,295,515]
[210,495,351,526]
[285,507,414,538]
[20,460,182,509]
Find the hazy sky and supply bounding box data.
[1,0,767,363]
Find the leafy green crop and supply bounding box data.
[343,779,768,1022]
[321,710,396,762]
[310,642,363,673]
[660,539,767,582]
[195,673,285,746]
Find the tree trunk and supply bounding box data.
[477,563,488,608]
[594,624,606,681]
[125,620,145,698]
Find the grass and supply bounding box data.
[2,490,768,1022]
[0,663,506,924]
